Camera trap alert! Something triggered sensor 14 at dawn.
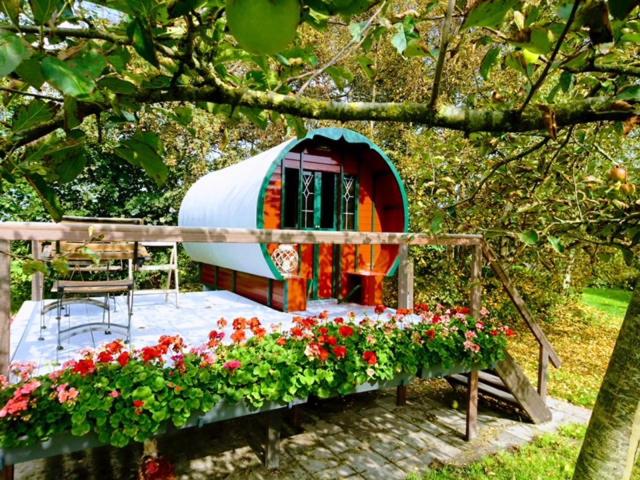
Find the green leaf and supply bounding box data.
[42,56,96,97]
[430,211,444,234]
[391,23,407,54]
[0,0,21,25]
[518,229,539,245]
[617,85,640,101]
[480,47,500,80]
[0,32,30,77]
[547,236,564,253]
[12,100,54,133]
[115,132,168,186]
[356,55,375,79]
[127,17,159,67]
[64,96,80,131]
[24,173,62,221]
[559,71,573,92]
[15,57,45,88]
[463,0,520,29]
[325,65,353,89]
[29,0,64,24]
[97,77,138,95]
[609,0,639,19]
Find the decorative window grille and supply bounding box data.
[301,172,315,229]
[342,175,357,230]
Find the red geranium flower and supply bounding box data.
[141,346,164,363]
[231,329,247,344]
[117,351,131,367]
[363,351,378,365]
[339,325,354,338]
[291,326,304,338]
[333,345,347,359]
[456,306,471,315]
[217,317,228,328]
[232,317,248,330]
[318,346,330,362]
[425,329,436,340]
[133,400,145,408]
[326,336,338,346]
[104,340,124,355]
[318,327,329,336]
[73,358,96,376]
[334,317,344,324]
[277,337,287,346]
[374,304,386,315]
[97,351,114,363]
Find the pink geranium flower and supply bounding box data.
[223,360,242,371]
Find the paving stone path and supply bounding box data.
[15,384,591,479]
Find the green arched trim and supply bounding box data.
[256,127,410,281]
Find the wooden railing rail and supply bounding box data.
[0,222,483,245]
[481,243,561,402]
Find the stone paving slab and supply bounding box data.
[14,387,591,480]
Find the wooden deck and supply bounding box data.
[11,291,399,376]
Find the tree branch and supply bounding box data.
[518,0,582,113]
[452,137,551,207]
[0,87,62,102]
[428,0,456,111]
[1,80,638,157]
[1,24,129,44]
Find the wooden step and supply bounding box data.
[448,374,518,405]
[495,352,552,424]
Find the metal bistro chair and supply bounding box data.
[38,217,148,350]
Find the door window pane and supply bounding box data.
[283,168,299,228]
[320,173,336,229]
[302,171,315,229]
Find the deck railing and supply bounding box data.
[0,221,559,422]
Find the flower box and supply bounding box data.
[419,363,491,379]
[353,373,414,394]
[0,397,306,468]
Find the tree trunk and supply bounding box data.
[573,282,640,479]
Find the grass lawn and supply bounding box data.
[415,424,640,480]
[582,287,632,323]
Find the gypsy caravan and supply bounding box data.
[179,128,409,311]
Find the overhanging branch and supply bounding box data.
[1,81,638,156]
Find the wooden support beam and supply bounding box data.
[0,222,484,246]
[465,370,479,441]
[264,414,281,470]
[397,244,414,310]
[0,240,10,377]
[469,244,482,317]
[396,385,407,406]
[31,241,43,302]
[537,345,549,403]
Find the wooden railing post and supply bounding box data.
[466,244,483,441]
[469,244,482,317]
[31,241,43,302]
[0,240,10,376]
[538,345,549,403]
[397,243,414,310]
